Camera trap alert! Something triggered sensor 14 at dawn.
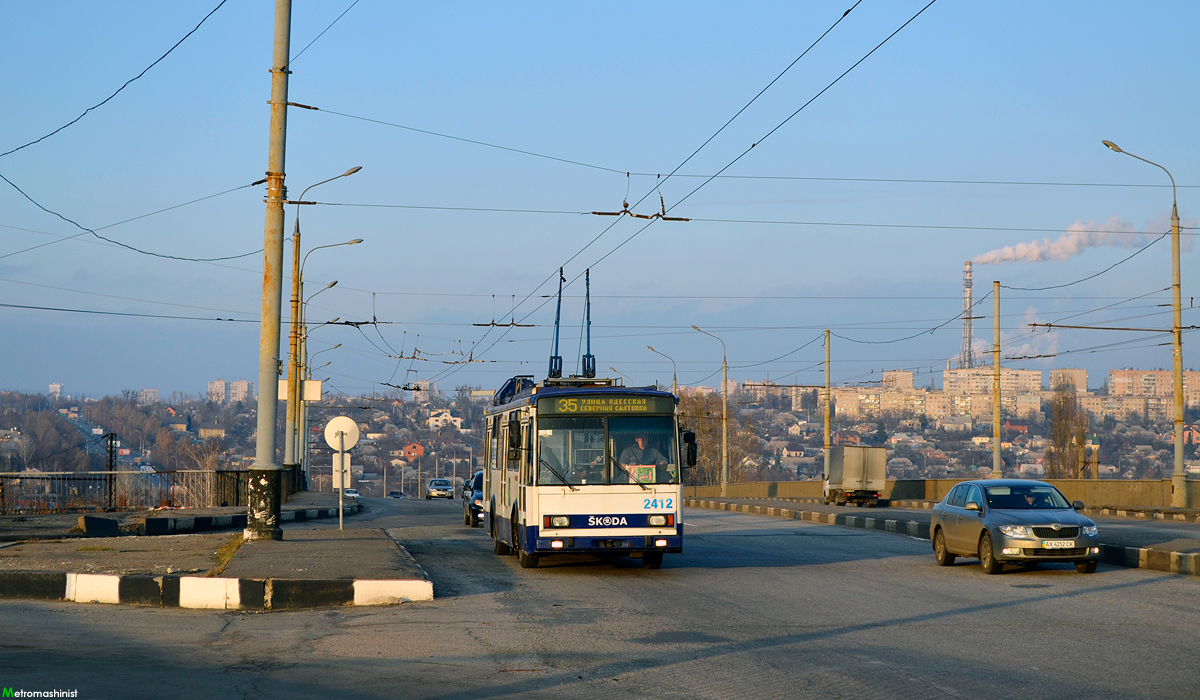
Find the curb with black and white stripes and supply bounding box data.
[0,570,432,609]
[684,498,1200,577]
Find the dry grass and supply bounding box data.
[76,546,115,552]
[208,534,244,577]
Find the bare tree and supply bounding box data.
[1046,383,1088,478]
[12,434,35,470]
[678,389,763,486]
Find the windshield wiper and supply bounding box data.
[611,456,649,491]
[539,459,577,491]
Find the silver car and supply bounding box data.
[931,479,1100,574]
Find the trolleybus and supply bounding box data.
[482,375,696,569]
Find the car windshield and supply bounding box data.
[537,415,678,486]
[471,473,483,490]
[985,484,1071,509]
[429,480,450,487]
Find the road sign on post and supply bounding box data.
[325,417,360,530]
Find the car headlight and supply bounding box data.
[998,525,1031,537]
[1082,525,1098,537]
[473,498,482,506]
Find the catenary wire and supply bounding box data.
[0,0,230,159]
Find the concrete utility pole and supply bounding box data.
[992,281,1003,479]
[823,330,832,483]
[1103,140,1187,508]
[247,0,293,541]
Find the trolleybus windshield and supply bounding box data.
[537,415,677,486]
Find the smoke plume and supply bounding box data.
[973,214,1143,265]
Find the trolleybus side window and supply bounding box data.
[506,413,521,472]
[488,416,499,471]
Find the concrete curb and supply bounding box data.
[139,503,361,536]
[684,498,1200,577]
[0,569,432,610]
[685,498,931,540]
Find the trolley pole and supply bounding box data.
[247,0,292,541]
[992,281,1003,479]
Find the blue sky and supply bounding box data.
[1,1,1197,398]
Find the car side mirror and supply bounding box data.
[1072,500,1086,511]
[964,501,982,512]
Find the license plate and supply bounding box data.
[1042,539,1075,549]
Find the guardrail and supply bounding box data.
[0,470,252,513]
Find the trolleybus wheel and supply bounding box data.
[518,548,539,568]
[642,552,663,569]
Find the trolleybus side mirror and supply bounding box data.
[682,431,697,467]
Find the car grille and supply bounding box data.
[1022,547,1087,557]
[1033,526,1079,538]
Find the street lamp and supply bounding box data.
[646,345,677,395]
[283,165,361,485]
[1103,140,1187,507]
[284,235,363,480]
[692,325,729,498]
[608,366,635,386]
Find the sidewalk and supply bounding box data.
[688,497,1200,577]
[0,491,359,540]
[0,497,433,610]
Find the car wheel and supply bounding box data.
[464,506,471,526]
[425,495,430,500]
[1075,560,1098,574]
[978,532,1003,575]
[933,529,956,566]
[642,552,664,569]
[518,548,539,568]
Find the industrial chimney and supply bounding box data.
[959,261,975,369]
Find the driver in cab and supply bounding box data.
[619,434,667,482]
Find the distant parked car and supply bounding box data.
[462,471,484,527]
[343,488,361,499]
[425,478,453,499]
[387,491,404,499]
[931,479,1100,574]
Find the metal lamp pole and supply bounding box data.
[692,326,729,498]
[286,238,362,480]
[647,345,677,395]
[1103,140,1187,508]
[284,168,361,481]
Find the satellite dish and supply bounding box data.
[324,416,360,450]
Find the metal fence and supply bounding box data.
[0,470,251,513]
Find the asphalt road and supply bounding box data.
[2,496,1198,699]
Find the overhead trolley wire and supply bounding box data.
[0,0,230,159]
[0,180,263,261]
[584,0,941,271]
[0,173,266,262]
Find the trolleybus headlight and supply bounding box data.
[551,540,564,548]
[545,515,571,528]
[654,539,668,547]
[647,515,668,527]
